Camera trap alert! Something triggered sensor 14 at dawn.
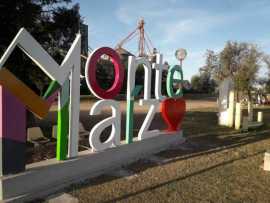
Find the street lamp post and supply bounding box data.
[175,48,187,68]
[174,48,187,91]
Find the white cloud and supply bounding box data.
[115,6,133,25]
[160,13,236,44]
[115,1,232,45]
[115,0,201,26]
[113,0,270,80]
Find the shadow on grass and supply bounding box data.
[101,150,265,203]
[27,106,270,202]
[62,128,269,203]
[57,109,270,202]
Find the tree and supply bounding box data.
[190,50,218,94]
[264,54,270,71]
[205,41,262,101]
[259,54,270,94]
[191,75,201,92]
[0,0,82,96]
[190,73,216,93]
[200,49,219,78]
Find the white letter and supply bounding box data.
[138,99,160,140]
[152,54,167,100]
[0,28,81,158]
[127,56,152,100]
[89,100,121,152]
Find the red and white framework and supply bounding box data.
[115,18,157,57]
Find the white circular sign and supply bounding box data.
[175,48,187,61]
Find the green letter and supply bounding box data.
[166,65,183,98]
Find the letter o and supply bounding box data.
[85,47,124,99]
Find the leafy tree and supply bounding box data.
[264,54,270,71]
[205,41,262,101]
[190,73,216,93]
[265,80,270,93]
[191,75,200,92]
[190,50,218,94]
[0,0,82,96]
[259,55,270,94]
[200,49,219,78]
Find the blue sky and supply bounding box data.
[73,0,270,81]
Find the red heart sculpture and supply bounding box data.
[160,98,186,132]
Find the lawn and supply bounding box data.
[32,95,270,202]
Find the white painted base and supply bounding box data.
[1,131,185,202]
[48,193,78,203]
[219,110,228,126]
[263,151,270,171]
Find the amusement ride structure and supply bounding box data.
[115,18,157,59]
[81,19,157,61]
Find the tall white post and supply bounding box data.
[228,90,235,127]
[257,112,263,123]
[235,102,242,130]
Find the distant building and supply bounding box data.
[115,47,135,68]
[115,47,134,59]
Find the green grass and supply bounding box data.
[58,106,270,203]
